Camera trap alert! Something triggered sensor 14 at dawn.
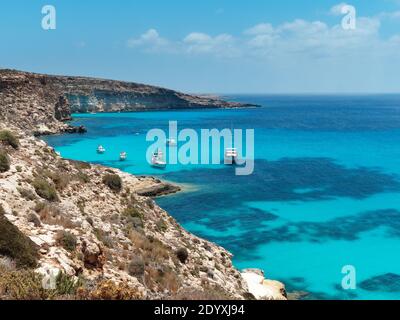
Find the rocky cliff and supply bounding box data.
[0,125,251,299]
[0,69,256,135]
[0,69,285,301]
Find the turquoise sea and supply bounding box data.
[43,95,400,300]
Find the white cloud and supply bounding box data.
[126,11,399,63]
[243,16,384,60]
[127,29,171,52]
[330,2,350,16]
[244,23,274,35]
[183,32,239,57]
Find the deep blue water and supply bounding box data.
[43,95,400,300]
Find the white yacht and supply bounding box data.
[97,145,106,154]
[225,148,238,165]
[119,152,127,161]
[166,138,177,147]
[151,149,167,168]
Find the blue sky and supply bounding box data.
[1,0,400,93]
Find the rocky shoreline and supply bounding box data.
[0,69,285,300]
[0,69,259,135]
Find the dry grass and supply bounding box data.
[170,285,234,300]
[35,203,77,229]
[78,280,142,300]
[0,269,47,300]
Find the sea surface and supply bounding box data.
[43,95,400,300]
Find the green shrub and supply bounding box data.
[102,174,122,192]
[32,178,59,202]
[27,213,41,227]
[56,231,77,252]
[17,187,37,201]
[34,201,46,213]
[94,228,114,248]
[156,219,168,232]
[55,272,83,296]
[75,171,90,184]
[123,206,144,220]
[0,207,39,268]
[69,159,91,170]
[0,270,47,300]
[128,256,145,278]
[0,151,10,173]
[176,247,189,264]
[48,172,70,191]
[0,130,19,149]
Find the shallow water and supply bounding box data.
[43,94,400,299]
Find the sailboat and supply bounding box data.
[119,152,127,161]
[225,148,238,165]
[224,122,238,165]
[151,149,167,168]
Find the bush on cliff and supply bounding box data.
[0,206,39,268]
[123,206,144,221]
[102,174,122,192]
[0,269,48,300]
[0,130,19,149]
[128,256,145,278]
[0,151,10,173]
[56,231,77,252]
[32,178,59,202]
[176,247,189,264]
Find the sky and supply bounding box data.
[1,0,400,94]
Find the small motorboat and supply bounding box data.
[166,138,177,147]
[151,149,167,169]
[97,145,106,154]
[225,148,238,165]
[119,152,127,161]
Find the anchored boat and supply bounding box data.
[225,148,238,165]
[151,149,167,169]
[97,145,106,154]
[119,152,127,161]
[166,138,177,147]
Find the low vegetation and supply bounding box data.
[176,248,189,264]
[82,280,142,300]
[0,130,19,149]
[56,231,77,252]
[0,150,10,173]
[123,206,144,220]
[0,206,39,268]
[94,228,114,248]
[128,256,145,278]
[34,202,76,228]
[102,174,122,192]
[32,178,59,202]
[0,266,137,300]
[0,269,47,300]
[170,285,234,300]
[17,188,37,201]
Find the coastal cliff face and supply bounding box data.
[0,125,250,299]
[0,69,254,135]
[0,69,286,300]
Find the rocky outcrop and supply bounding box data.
[241,269,287,300]
[0,69,257,135]
[135,177,181,197]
